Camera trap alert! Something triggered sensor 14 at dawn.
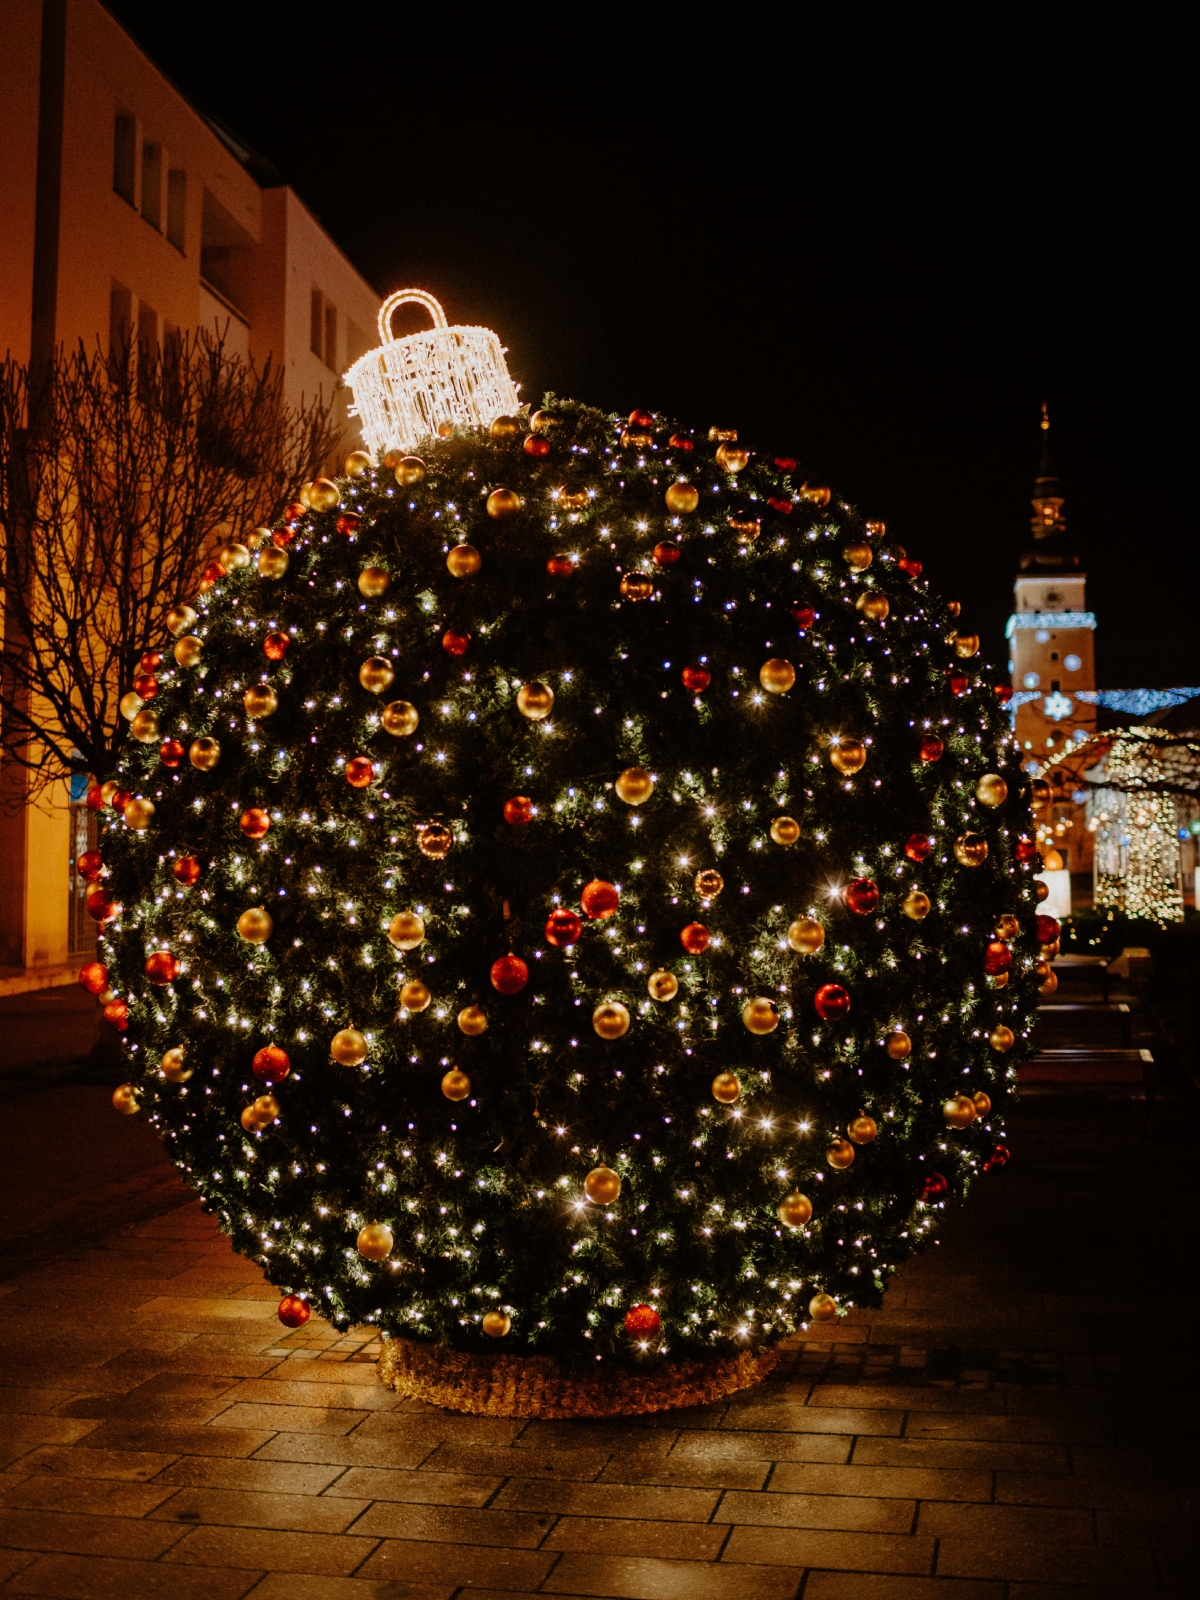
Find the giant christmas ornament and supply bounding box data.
[99,293,1037,1421]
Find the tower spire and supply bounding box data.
[1031,402,1065,539]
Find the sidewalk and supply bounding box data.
[0,988,1196,1598]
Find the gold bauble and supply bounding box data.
[530,409,560,433]
[395,456,426,487]
[664,482,699,514]
[760,658,796,694]
[123,797,155,831]
[387,912,425,951]
[994,914,1019,941]
[99,781,120,805]
[694,868,724,901]
[239,1105,262,1132]
[943,1094,977,1129]
[253,1093,279,1124]
[886,1030,912,1060]
[989,1024,1015,1052]
[344,450,372,477]
[954,833,989,867]
[593,1001,630,1040]
[119,690,143,722]
[1030,778,1053,812]
[729,513,761,543]
[742,997,779,1035]
[842,542,873,573]
[257,546,289,579]
[447,543,482,578]
[902,890,931,920]
[777,1191,813,1228]
[417,823,453,859]
[711,1072,741,1104]
[972,1091,992,1117]
[620,574,655,601]
[161,1047,192,1083]
[648,971,679,1002]
[584,1166,622,1205]
[331,1026,368,1066]
[458,1006,488,1036]
[400,981,431,1013]
[788,918,825,955]
[770,816,801,846]
[166,604,198,637]
[441,1068,471,1101]
[830,739,867,775]
[244,527,270,551]
[174,635,203,668]
[489,414,521,438]
[516,682,554,720]
[715,442,750,472]
[356,1223,393,1261]
[308,478,340,512]
[991,972,1010,989]
[189,737,221,771]
[237,906,273,944]
[483,1310,512,1337]
[359,657,396,695]
[808,1292,837,1323]
[856,591,890,623]
[954,632,980,659]
[976,774,1008,808]
[244,685,278,719]
[382,700,420,737]
[848,1115,877,1144]
[1035,880,1050,903]
[827,1138,856,1170]
[112,1083,140,1115]
[358,565,390,598]
[217,541,250,572]
[614,766,654,805]
[559,491,590,512]
[130,708,160,744]
[1038,966,1058,996]
[487,487,522,518]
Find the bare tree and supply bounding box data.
[0,335,339,796]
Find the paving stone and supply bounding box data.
[807,1385,1007,1414]
[76,1422,275,1457]
[6,1444,180,1481]
[994,1472,1179,1510]
[247,1577,454,1600]
[0,1505,186,1558]
[496,1478,721,1521]
[149,1484,372,1532]
[2,1551,260,1597]
[717,1486,914,1533]
[349,1499,554,1546]
[917,1500,1095,1541]
[804,1576,1002,1599]
[0,1475,177,1517]
[160,1521,379,1574]
[354,1537,556,1588]
[325,1465,503,1505]
[852,1436,1070,1474]
[668,1429,855,1465]
[208,1401,371,1436]
[542,1551,804,1597]
[723,1523,935,1572]
[150,1455,344,1493]
[595,1454,772,1490]
[935,1535,1158,1584]
[717,1403,904,1436]
[252,1429,437,1471]
[544,1514,727,1559]
[768,1461,991,1502]
[418,1439,613,1480]
[224,1376,398,1410]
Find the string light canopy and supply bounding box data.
[345,289,521,458]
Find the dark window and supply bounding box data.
[141,142,161,228]
[166,168,186,250]
[108,280,132,374]
[324,301,337,370]
[310,289,323,357]
[113,112,136,204]
[138,300,158,362]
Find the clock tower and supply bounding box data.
[1008,406,1097,764]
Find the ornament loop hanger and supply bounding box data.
[377,289,450,346]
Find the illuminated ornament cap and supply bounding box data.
[346,290,521,458]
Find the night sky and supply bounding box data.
[107,3,1191,690]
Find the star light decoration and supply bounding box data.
[89,301,1040,1377]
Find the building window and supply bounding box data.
[113,112,136,205]
[324,301,338,370]
[108,280,132,373]
[138,300,158,362]
[167,168,186,251]
[311,289,323,357]
[141,142,162,229]
[68,796,97,959]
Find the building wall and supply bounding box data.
[0,0,41,365]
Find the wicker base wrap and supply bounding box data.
[378,1337,779,1419]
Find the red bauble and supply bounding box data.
[919,1171,948,1202]
[443,630,470,656]
[669,433,694,451]
[133,673,159,700]
[983,939,1013,976]
[1036,914,1061,945]
[919,733,944,763]
[160,739,185,767]
[680,921,710,954]
[1014,837,1038,864]
[545,908,583,947]
[681,665,711,694]
[814,983,851,1021]
[111,788,132,812]
[903,832,932,863]
[253,1045,291,1084]
[503,796,533,826]
[624,1302,661,1336]
[994,684,1013,705]
[345,757,375,789]
[843,878,880,915]
[898,556,923,579]
[172,856,201,886]
[546,554,574,577]
[78,961,108,995]
[628,408,654,429]
[145,949,180,985]
[103,997,128,1030]
[85,785,106,812]
[200,560,224,586]
[653,541,680,566]
[767,496,793,515]
[774,455,797,470]
[77,849,104,882]
[263,631,290,661]
[984,1144,1011,1172]
[282,500,306,524]
[277,1294,310,1328]
[581,880,619,919]
[948,673,969,696]
[490,954,529,995]
[791,604,816,630]
[272,527,294,548]
[86,889,117,923]
[335,512,360,536]
[240,807,271,839]
[525,434,551,458]
[140,651,163,674]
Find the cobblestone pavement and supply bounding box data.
[0,1023,1197,1596]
